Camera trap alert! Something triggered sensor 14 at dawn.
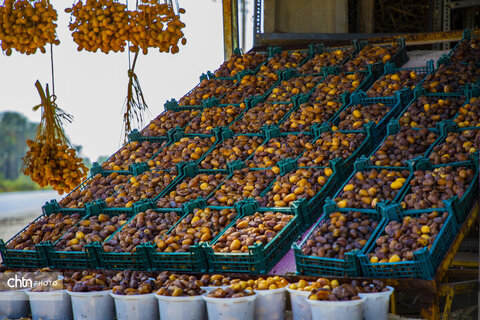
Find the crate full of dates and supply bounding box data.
[296,122,376,172]
[357,203,459,279]
[144,206,240,272]
[257,158,343,225]
[429,126,480,165]
[297,43,356,75]
[203,204,302,273]
[421,58,480,94]
[41,210,136,269]
[454,95,480,129]
[365,61,433,97]
[329,89,414,142]
[343,38,408,72]
[397,156,479,224]
[448,29,480,64]
[368,119,441,168]
[0,203,88,268]
[293,201,385,277]
[97,208,183,271]
[332,158,411,211]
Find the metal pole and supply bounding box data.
[241,0,246,52]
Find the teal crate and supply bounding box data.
[344,38,408,72]
[145,203,238,272]
[183,103,245,135]
[243,127,313,169]
[365,60,434,97]
[210,48,268,77]
[128,128,171,143]
[297,42,357,75]
[396,156,479,225]
[0,204,88,268]
[43,201,138,269]
[368,118,447,168]
[154,162,231,208]
[297,121,376,173]
[329,88,414,144]
[293,201,389,277]
[94,204,186,270]
[357,203,459,279]
[205,164,277,207]
[203,203,303,273]
[264,69,325,103]
[198,130,265,171]
[447,29,480,64]
[278,65,380,134]
[428,124,480,165]
[257,157,344,227]
[396,86,474,129]
[330,157,413,210]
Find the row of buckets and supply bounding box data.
[0,284,393,320]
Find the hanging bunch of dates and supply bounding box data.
[0,0,59,55]
[66,0,186,54]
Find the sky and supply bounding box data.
[0,0,254,162]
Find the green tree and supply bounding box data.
[0,112,36,180]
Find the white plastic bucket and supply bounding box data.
[307,296,365,320]
[67,290,115,320]
[111,292,158,320]
[254,287,286,320]
[26,289,72,320]
[358,286,394,320]
[200,285,230,293]
[286,287,311,320]
[155,293,206,320]
[0,289,30,319]
[203,292,256,320]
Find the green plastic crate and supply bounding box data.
[93,203,186,270]
[329,88,414,144]
[297,121,377,173]
[297,42,357,75]
[367,118,448,169]
[347,38,409,71]
[365,60,434,97]
[278,65,381,134]
[43,200,138,269]
[144,202,231,272]
[396,155,479,225]
[330,157,414,211]
[293,201,389,277]
[447,29,480,64]
[256,157,344,227]
[0,204,88,268]
[357,203,459,279]
[203,202,303,273]
[427,124,480,165]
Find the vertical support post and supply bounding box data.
[443,0,451,50]
[240,0,246,52]
[358,0,375,33]
[253,0,262,47]
[222,0,239,60]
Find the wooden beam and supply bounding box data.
[222,0,239,60]
[358,0,375,33]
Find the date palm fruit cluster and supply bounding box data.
[22,81,88,195]
[23,138,88,194]
[66,0,186,54]
[0,0,59,55]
